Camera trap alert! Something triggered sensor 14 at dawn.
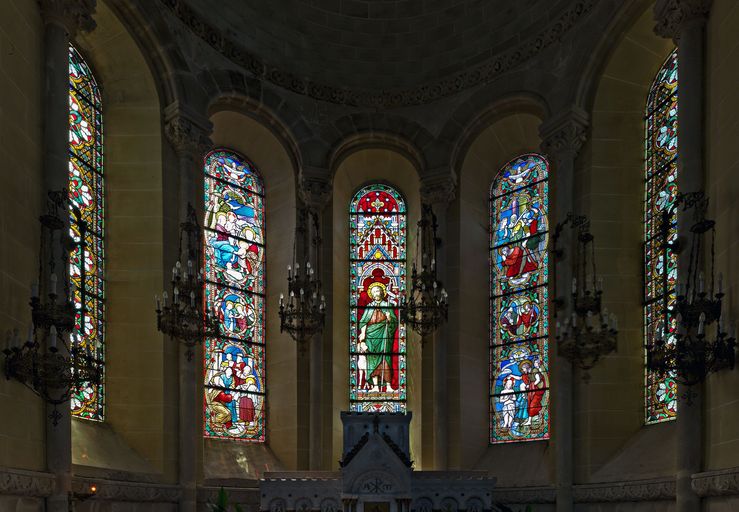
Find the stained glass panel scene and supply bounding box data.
[203,150,266,441]
[644,49,678,424]
[349,184,407,413]
[69,44,105,421]
[490,154,550,444]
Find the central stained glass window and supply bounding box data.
[644,49,678,424]
[203,149,266,441]
[490,154,550,444]
[349,184,407,412]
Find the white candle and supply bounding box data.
[699,271,705,294]
[698,313,705,335]
[163,291,168,307]
[155,295,161,309]
[190,291,195,307]
[27,325,33,344]
[49,326,57,349]
[50,273,57,295]
[31,281,39,297]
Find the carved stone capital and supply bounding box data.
[420,170,456,206]
[299,167,333,210]
[38,0,97,35]
[654,0,712,40]
[540,108,589,166]
[164,103,213,159]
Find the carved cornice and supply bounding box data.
[0,467,55,498]
[692,466,739,497]
[38,0,97,35]
[540,107,590,165]
[654,0,712,40]
[71,477,180,502]
[573,478,676,502]
[420,172,457,206]
[159,0,596,109]
[164,103,213,158]
[491,486,556,504]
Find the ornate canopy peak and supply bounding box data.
[654,0,712,40]
[299,166,332,210]
[39,0,97,35]
[420,170,456,206]
[164,103,213,159]
[539,107,589,165]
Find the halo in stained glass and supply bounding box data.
[489,153,550,444]
[69,44,105,421]
[203,149,266,441]
[349,184,407,413]
[644,49,678,424]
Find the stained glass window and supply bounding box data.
[69,44,105,421]
[349,184,407,412]
[644,49,678,424]
[203,149,266,441]
[489,154,550,444]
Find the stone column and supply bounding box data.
[654,2,711,511]
[300,169,332,470]
[37,2,96,511]
[420,173,456,470]
[540,108,589,512]
[164,104,213,512]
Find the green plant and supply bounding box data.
[208,487,244,512]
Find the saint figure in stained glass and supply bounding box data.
[490,154,550,443]
[68,44,105,421]
[644,49,679,424]
[349,184,407,412]
[203,149,266,441]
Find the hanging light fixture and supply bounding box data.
[278,208,326,347]
[400,204,448,338]
[156,203,219,361]
[647,192,736,386]
[553,213,618,382]
[3,190,100,425]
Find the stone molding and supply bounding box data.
[71,476,180,502]
[573,477,676,502]
[38,0,97,34]
[164,103,214,158]
[654,0,712,40]
[299,167,333,211]
[159,0,596,108]
[420,172,457,206]
[491,486,556,504]
[692,466,739,497]
[539,107,590,164]
[0,467,55,498]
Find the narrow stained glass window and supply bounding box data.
[69,44,105,421]
[644,49,678,424]
[203,149,266,441]
[489,154,550,444]
[349,184,407,412]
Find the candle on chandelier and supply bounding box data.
[187,259,193,276]
[173,287,179,304]
[155,295,161,310]
[190,291,195,307]
[698,313,706,335]
[699,271,705,294]
[49,325,57,349]
[50,273,57,295]
[287,265,292,278]
[163,291,168,307]
[31,281,39,298]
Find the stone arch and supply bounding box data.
[294,497,314,512]
[411,497,434,512]
[351,469,401,494]
[320,498,340,512]
[439,497,459,512]
[269,498,287,512]
[464,497,484,512]
[329,132,426,180]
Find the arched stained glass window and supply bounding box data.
[203,149,266,441]
[644,49,678,424]
[489,154,550,444]
[69,44,105,421]
[349,184,407,412]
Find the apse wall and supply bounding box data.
[456,111,552,486]
[0,0,45,473]
[331,148,422,468]
[206,109,296,475]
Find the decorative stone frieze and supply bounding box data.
[38,0,97,34]
[0,467,55,498]
[654,0,712,41]
[71,477,180,502]
[692,466,739,497]
[539,108,589,166]
[573,478,676,502]
[159,0,596,108]
[164,103,214,159]
[490,486,556,505]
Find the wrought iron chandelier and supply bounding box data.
[647,192,736,386]
[278,208,326,346]
[156,204,219,361]
[553,213,618,382]
[3,191,100,425]
[400,204,448,337]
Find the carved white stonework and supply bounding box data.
[692,466,739,497]
[573,478,676,502]
[38,0,97,34]
[163,103,214,158]
[71,477,180,502]
[654,0,712,40]
[0,467,55,497]
[490,486,556,504]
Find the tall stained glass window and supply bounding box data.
[69,44,105,420]
[489,154,550,443]
[349,184,407,412]
[644,49,678,424]
[203,149,266,441]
